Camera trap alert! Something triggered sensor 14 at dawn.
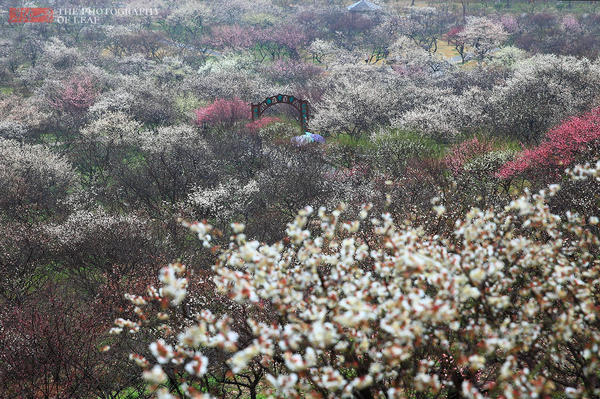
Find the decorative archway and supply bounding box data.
[251,94,310,132]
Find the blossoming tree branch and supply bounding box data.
[112,160,600,399]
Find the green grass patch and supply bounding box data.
[435,41,460,59]
[377,129,448,158]
[331,133,376,150]
[38,132,62,145]
[460,131,524,153]
[243,12,278,27]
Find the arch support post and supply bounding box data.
[299,99,309,132]
[251,103,260,121]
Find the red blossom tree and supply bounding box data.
[496,107,600,180]
[0,270,159,398]
[195,98,250,127]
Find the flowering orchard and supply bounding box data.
[4,1,600,398]
[113,159,600,398]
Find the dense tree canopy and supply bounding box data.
[1,0,600,398]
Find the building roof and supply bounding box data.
[347,0,382,12]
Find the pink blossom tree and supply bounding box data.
[446,26,467,63]
[500,14,519,34]
[49,75,97,113]
[252,24,308,62]
[561,15,582,35]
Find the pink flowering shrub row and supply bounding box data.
[497,107,600,179]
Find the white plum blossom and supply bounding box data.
[265,373,298,397]
[184,352,209,377]
[149,339,174,364]
[158,264,188,306]
[142,365,167,384]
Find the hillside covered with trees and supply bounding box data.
[1,0,600,398]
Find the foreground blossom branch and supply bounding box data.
[113,160,600,399]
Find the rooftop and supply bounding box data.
[347,0,382,12]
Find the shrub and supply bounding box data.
[489,46,528,69]
[254,120,301,142]
[310,65,429,136]
[0,280,149,399]
[0,95,54,141]
[488,54,600,143]
[371,130,439,177]
[186,55,280,100]
[0,285,107,399]
[43,208,157,278]
[244,116,282,134]
[0,138,77,218]
[0,120,27,141]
